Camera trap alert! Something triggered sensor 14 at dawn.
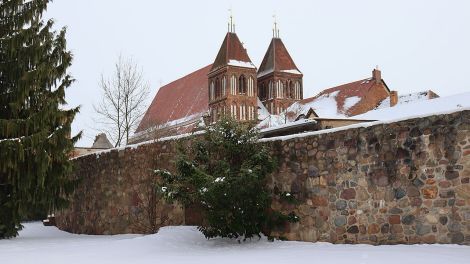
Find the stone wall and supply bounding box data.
[57,110,470,244]
[56,140,185,234]
[266,110,470,244]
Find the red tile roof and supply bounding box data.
[136,64,212,133]
[211,32,254,71]
[301,78,377,113]
[258,38,301,75]
[287,72,390,120]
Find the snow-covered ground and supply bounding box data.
[1,223,469,264]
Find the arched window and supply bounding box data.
[215,78,220,98]
[287,80,294,99]
[222,76,226,96]
[268,81,273,99]
[247,76,254,96]
[258,83,265,100]
[276,80,283,98]
[209,80,215,100]
[238,75,247,94]
[294,81,301,99]
[230,75,237,95]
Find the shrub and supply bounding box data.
[156,117,296,239]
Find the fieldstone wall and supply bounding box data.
[56,140,185,234]
[267,110,470,244]
[57,110,470,245]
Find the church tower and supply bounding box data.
[257,25,303,115]
[208,20,258,123]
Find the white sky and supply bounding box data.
[46,0,470,147]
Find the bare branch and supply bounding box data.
[93,54,150,147]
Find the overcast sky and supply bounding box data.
[46,0,470,147]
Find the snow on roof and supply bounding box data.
[286,90,348,119]
[227,59,256,69]
[257,114,285,129]
[259,118,316,134]
[262,104,469,143]
[353,92,470,121]
[343,96,362,111]
[280,69,302,75]
[137,64,211,133]
[257,98,270,120]
[375,91,436,110]
[211,32,255,71]
[257,38,301,78]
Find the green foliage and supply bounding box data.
[0,0,80,238]
[157,117,297,239]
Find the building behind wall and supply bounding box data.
[131,20,443,144]
[208,28,258,123]
[257,30,303,115]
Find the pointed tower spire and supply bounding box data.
[257,25,303,115]
[208,22,258,124]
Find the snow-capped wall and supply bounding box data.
[57,110,470,245]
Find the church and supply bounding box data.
[129,21,437,144]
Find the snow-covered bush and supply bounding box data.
[156,117,297,239]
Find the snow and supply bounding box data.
[131,112,204,140]
[287,90,347,119]
[259,119,316,133]
[257,69,273,78]
[227,59,256,69]
[256,98,287,129]
[257,69,302,78]
[75,130,205,159]
[1,222,469,264]
[257,98,270,120]
[257,114,285,129]
[0,137,23,143]
[375,91,433,110]
[354,92,470,121]
[343,96,361,111]
[280,69,302,75]
[261,103,470,142]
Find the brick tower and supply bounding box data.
[257,27,303,115]
[208,23,258,123]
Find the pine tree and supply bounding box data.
[0,0,80,239]
[157,117,298,240]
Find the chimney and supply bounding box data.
[390,91,398,107]
[372,67,381,84]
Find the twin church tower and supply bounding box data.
[208,19,303,123]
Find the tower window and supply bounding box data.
[238,75,247,94]
[294,81,301,100]
[210,81,215,100]
[247,76,254,96]
[222,76,226,96]
[288,80,294,99]
[231,75,237,95]
[215,78,220,98]
[276,80,283,98]
[268,81,273,99]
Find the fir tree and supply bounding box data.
[157,117,297,239]
[0,0,80,238]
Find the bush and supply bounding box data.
[156,117,297,239]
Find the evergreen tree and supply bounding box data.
[0,0,80,238]
[157,117,297,240]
